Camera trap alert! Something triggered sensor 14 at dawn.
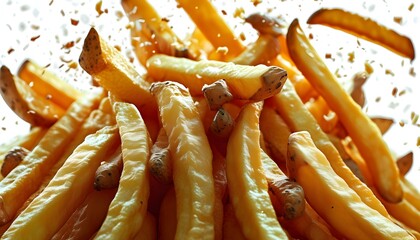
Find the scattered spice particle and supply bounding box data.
[252,0,262,6]
[60,9,65,16]
[161,17,170,22]
[357,39,361,46]
[49,0,54,5]
[417,137,420,147]
[70,18,79,26]
[96,0,104,17]
[348,51,355,62]
[325,53,332,59]
[44,63,51,68]
[221,10,227,15]
[7,48,14,54]
[409,67,416,77]
[115,10,124,20]
[412,113,419,125]
[391,87,398,97]
[393,17,402,24]
[1,127,6,131]
[68,61,78,69]
[398,90,406,96]
[408,3,414,11]
[308,33,313,39]
[399,121,405,127]
[385,69,394,76]
[364,61,374,74]
[62,41,75,49]
[375,96,381,102]
[114,45,121,51]
[239,32,246,41]
[30,35,40,41]
[31,25,40,30]
[233,7,244,18]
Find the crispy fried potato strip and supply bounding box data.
[307,8,415,60]
[287,19,402,203]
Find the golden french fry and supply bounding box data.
[79,28,154,110]
[2,126,120,239]
[287,131,414,240]
[176,0,244,58]
[17,59,82,109]
[0,66,65,126]
[307,8,415,60]
[287,19,402,203]
[0,92,103,226]
[150,81,215,239]
[147,54,287,101]
[226,101,288,239]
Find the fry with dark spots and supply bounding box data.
[1,147,30,177]
[94,151,123,191]
[202,79,233,111]
[210,107,235,138]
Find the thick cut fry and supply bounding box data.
[17,59,82,109]
[2,126,120,239]
[0,93,102,226]
[95,101,152,239]
[150,81,215,239]
[261,150,305,220]
[121,0,191,58]
[79,28,154,109]
[1,147,29,177]
[226,102,288,239]
[94,150,123,190]
[52,188,117,240]
[287,131,414,240]
[0,66,65,126]
[158,187,177,240]
[287,19,402,203]
[176,0,244,58]
[307,8,415,60]
[260,106,291,164]
[271,81,389,217]
[148,127,172,184]
[232,34,280,66]
[147,54,287,101]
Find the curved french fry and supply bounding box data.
[150,81,215,239]
[2,126,120,239]
[0,66,65,126]
[287,19,402,203]
[287,131,414,240]
[226,101,288,239]
[307,8,415,60]
[271,81,389,217]
[17,60,82,109]
[176,0,244,58]
[147,54,287,101]
[95,101,152,239]
[0,93,103,226]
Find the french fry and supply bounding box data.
[0,66,65,126]
[210,107,235,138]
[158,187,177,240]
[150,81,215,239]
[147,54,287,101]
[79,28,155,110]
[176,0,244,58]
[121,0,192,58]
[307,8,415,60]
[381,197,420,233]
[401,178,420,211]
[260,106,291,165]
[211,147,228,240]
[94,149,123,191]
[287,131,414,240]
[1,147,30,177]
[271,80,389,216]
[2,126,120,239]
[130,21,159,67]
[287,19,402,203]
[202,79,233,111]
[305,96,339,133]
[17,59,83,109]
[148,127,172,184]
[52,188,117,240]
[261,150,305,220]
[226,101,288,239]
[95,101,152,239]
[0,92,103,226]
[232,34,280,66]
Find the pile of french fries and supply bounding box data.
[0,0,419,239]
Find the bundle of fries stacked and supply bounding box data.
[0,0,419,239]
